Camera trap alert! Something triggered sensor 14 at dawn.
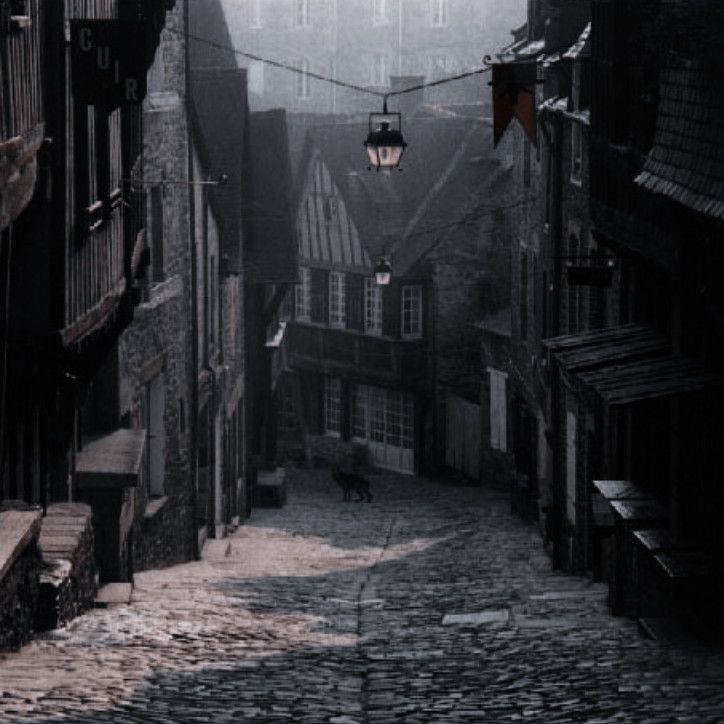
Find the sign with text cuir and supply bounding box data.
[71,20,148,109]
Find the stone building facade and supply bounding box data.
[224,0,526,114]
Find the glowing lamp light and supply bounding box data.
[374,257,392,286]
[364,100,407,171]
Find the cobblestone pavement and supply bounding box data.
[2,469,724,723]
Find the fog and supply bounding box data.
[221,0,527,114]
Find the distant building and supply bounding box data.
[223,0,526,114]
[278,102,510,476]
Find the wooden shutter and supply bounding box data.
[382,281,401,337]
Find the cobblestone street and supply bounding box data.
[2,469,724,723]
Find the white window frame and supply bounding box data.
[295,267,311,322]
[324,377,342,437]
[364,277,383,336]
[401,284,422,339]
[488,368,508,452]
[373,0,388,25]
[249,0,262,28]
[248,60,265,96]
[295,58,311,99]
[329,271,346,328]
[430,0,447,27]
[295,0,311,28]
[371,53,389,87]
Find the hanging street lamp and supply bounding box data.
[364,98,407,171]
[374,257,392,285]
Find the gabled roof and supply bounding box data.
[243,110,298,285]
[635,56,724,221]
[294,110,493,275]
[188,0,237,70]
[191,67,248,272]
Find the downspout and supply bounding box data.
[542,108,564,569]
[201,178,217,540]
[183,0,200,559]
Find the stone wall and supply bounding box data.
[0,510,42,651]
[118,3,197,573]
[36,503,97,631]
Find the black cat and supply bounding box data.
[332,469,373,503]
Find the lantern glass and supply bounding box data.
[365,112,407,170]
[374,258,392,285]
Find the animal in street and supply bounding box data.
[332,468,373,503]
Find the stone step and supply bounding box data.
[94,583,133,608]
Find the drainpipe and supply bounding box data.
[184,0,200,560]
[542,108,564,569]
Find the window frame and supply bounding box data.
[295,266,312,322]
[294,0,311,28]
[430,0,447,27]
[401,284,423,339]
[364,277,383,336]
[295,58,311,99]
[328,270,346,329]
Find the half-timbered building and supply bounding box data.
[281,109,498,475]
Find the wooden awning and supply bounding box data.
[75,429,146,489]
[578,356,724,407]
[544,324,669,374]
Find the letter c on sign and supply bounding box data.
[79,27,93,52]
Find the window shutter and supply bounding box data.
[346,274,364,331]
[383,281,401,337]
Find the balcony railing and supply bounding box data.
[283,321,429,391]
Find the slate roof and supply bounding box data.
[189,0,237,70]
[635,56,724,221]
[294,110,495,275]
[191,68,248,273]
[243,110,299,285]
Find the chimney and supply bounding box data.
[388,75,425,118]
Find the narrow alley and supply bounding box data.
[2,469,724,724]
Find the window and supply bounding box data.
[329,271,346,328]
[324,377,342,436]
[430,0,447,27]
[295,266,311,321]
[572,61,582,111]
[373,0,388,25]
[371,53,388,87]
[249,0,262,27]
[324,196,338,222]
[364,277,382,335]
[351,385,368,440]
[488,368,507,452]
[571,122,583,185]
[295,58,311,99]
[249,60,265,96]
[427,54,450,80]
[401,285,422,338]
[294,0,311,27]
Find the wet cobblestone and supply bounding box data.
[1,469,724,722]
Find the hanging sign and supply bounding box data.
[490,62,539,147]
[71,20,148,109]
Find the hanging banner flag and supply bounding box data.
[490,62,539,147]
[71,20,149,109]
